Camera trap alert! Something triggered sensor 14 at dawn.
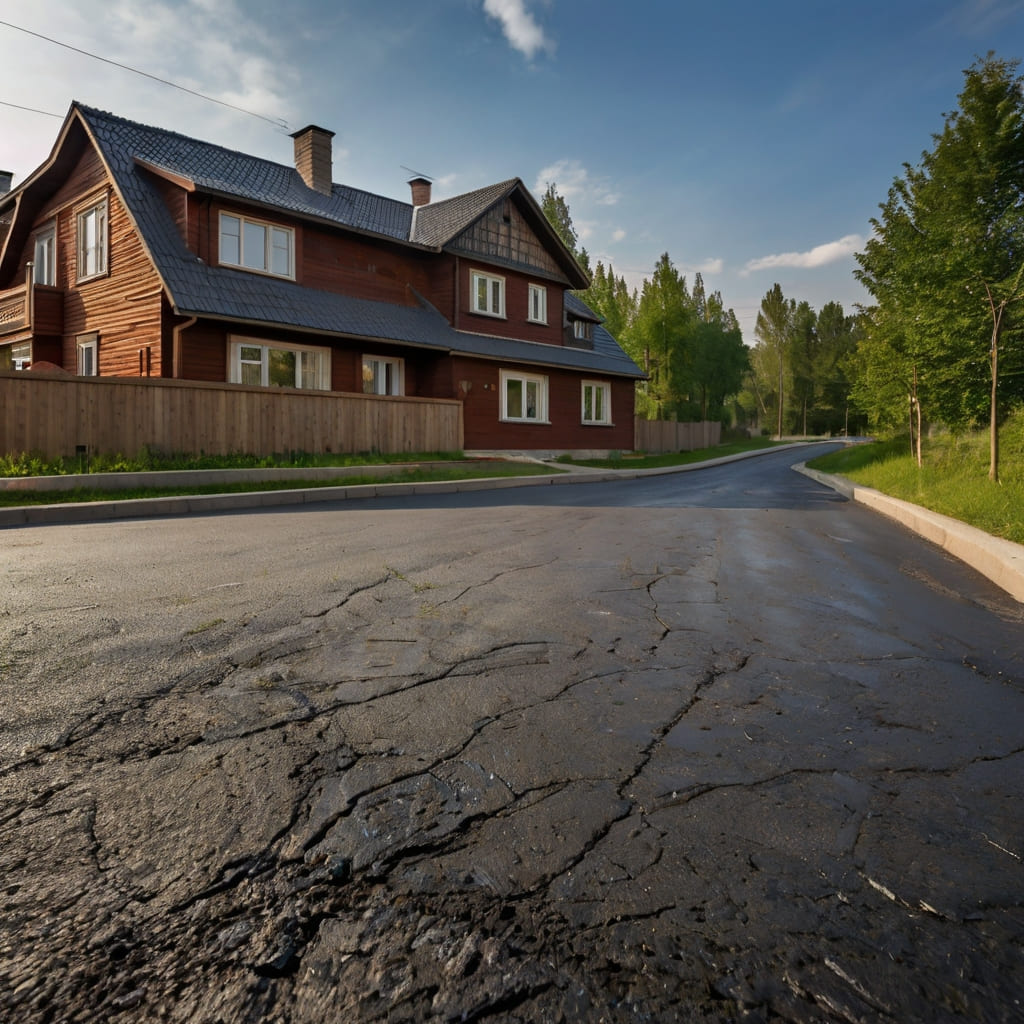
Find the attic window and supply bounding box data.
[573,319,592,341]
[219,213,294,279]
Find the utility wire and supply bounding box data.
[0,99,62,118]
[0,19,289,131]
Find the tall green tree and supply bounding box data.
[690,273,748,421]
[634,254,693,419]
[855,53,1024,480]
[753,284,796,438]
[540,183,591,275]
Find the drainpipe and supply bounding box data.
[25,261,34,343]
[172,316,197,378]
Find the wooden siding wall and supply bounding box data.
[0,373,463,460]
[634,418,721,453]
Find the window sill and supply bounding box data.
[219,262,296,282]
[582,421,614,427]
[500,418,551,425]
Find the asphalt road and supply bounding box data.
[2,447,1022,1022]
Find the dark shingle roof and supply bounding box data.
[71,104,642,379]
[410,179,518,247]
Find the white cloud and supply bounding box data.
[612,228,627,242]
[482,0,554,60]
[742,234,864,275]
[684,257,723,276]
[533,158,620,207]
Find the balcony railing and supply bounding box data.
[0,283,64,339]
[0,285,27,336]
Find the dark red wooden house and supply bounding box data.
[0,104,642,451]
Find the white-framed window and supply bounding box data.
[33,223,56,286]
[582,380,612,425]
[76,198,108,282]
[500,369,548,423]
[77,334,98,376]
[362,355,403,396]
[3,342,31,371]
[219,213,294,278]
[471,270,505,318]
[229,337,330,390]
[528,283,547,324]
[573,319,592,341]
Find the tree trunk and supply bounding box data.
[990,311,1001,483]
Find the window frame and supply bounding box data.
[228,337,330,390]
[76,197,108,283]
[500,369,549,423]
[76,334,98,376]
[4,341,31,371]
[362,355,404,396]
[527,283,547,324]
[573,318,593,341]
[219,212,295,280]
[33,222,56,286]
[581,379,612,425]
[471,269,506,319]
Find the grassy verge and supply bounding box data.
[807,426,1024,545]
[0,448,469,477]
[558,437,787,470]
[0,462,560,508]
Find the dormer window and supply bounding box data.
[219,213,294,278]
[573,319,592,341]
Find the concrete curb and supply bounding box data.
[794,462,1024,604]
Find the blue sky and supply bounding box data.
[3,0,1024,342]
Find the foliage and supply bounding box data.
[539,189,747,424]
[0,448,467,478]
[853,53,1024,479]
[807,411,1024,543]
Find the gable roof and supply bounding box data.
[2,103,642,380]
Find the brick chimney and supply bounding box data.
[0,171,12,197]
[408,176,432,207]
[290,126,334,195]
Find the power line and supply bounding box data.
[0,100,62,118]
[0,19,289,131]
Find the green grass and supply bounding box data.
[807,417,1024,544]
[0,462,560,508]
[0,447,467,478]
[558,437,787,470]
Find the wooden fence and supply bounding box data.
[634,417,721,453]
[0,372,464,460]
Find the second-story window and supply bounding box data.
[219,213,294,278]
[76,198,108,282]
[528,284,547,324]
[471,270,505,318]
[34,224,56,286]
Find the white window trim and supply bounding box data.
[228,337,330,390]
[76,197,108,283]
[219,212,295,280]
[471,269,506,318]
[9,341,31,370]
[77,334,98,376]
[33,223,56,286]
[500,369,549,423]
[581,379,612,425]
[527,283,547,324]
[362,355,404,396]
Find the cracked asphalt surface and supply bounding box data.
[2,448,1022,1022]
